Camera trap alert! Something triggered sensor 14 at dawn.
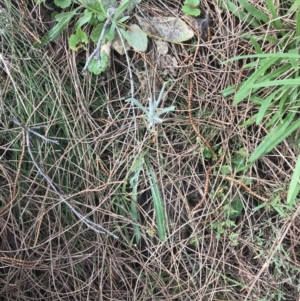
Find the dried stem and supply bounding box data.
[82,8,116,73]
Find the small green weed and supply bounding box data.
[125,82,175,132]
[35,0,147,74]
[182,0,201,17]
[210,197,243,246]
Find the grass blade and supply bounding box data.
[234,57,278,104]
[249,112,300,163]
[255,88,283,124]
[248,36,263,54]
[145,160,167,242]
[237,0,269,23]
[128,155,145,243]
[225,1,260,28]
[250,78,300,88]
[296,5,300,36]
[287,155,300,206]
[223,53,300,63]
[266,0,283,30]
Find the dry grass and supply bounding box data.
[0,0,299,300]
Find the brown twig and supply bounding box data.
[19,0,41,43]
[0,255,44,268]
[33,208,46,247]
[96,155,110,177]
[222,175,268,202]
[235,65,245,95]
[192,153,224,213]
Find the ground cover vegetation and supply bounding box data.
[0,0,300,300]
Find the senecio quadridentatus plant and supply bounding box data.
[78,1,175,129]
[125,82,175,132]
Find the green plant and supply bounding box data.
[126,152,145,243]
[145,158,167,241]
[124,152,168,243]
[211,218,238,245]
[182,0,201,17]
[220,0,300,206]
[125,82,175,132]
[253,190,294,217]
[36,0,147,74]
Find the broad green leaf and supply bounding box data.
[182,5,201,17]
[69,28,88,50]
[84,0,105,15]
[75,9,93,29]
[54,0,71,9]
[118,16,130,23]
[106,24,116,41]
[249,113,300,163]
[229,198,244,218]
[108,22,116,37]
[76,28,88,43]
[287,155,300,206]
[88,54,109,75]
[69,34,79,50]
[185,0,200,5]
[90,23,104,43]
[220,165,231,175]
[182,0,201,17]
[151,17,194,42]
[37,8,80,47]
[114,0,131,19]
[125,24,148,51]
[95,14,106,23]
